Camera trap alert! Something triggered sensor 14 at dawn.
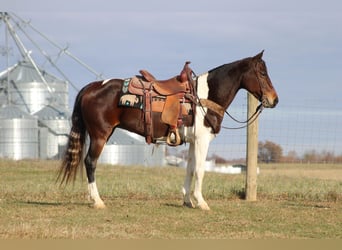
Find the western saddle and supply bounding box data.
[128,61,195,146]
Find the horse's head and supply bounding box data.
[242,50,279,108]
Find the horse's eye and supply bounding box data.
[260,71,267,76]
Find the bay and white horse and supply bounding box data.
[58,51,278,210]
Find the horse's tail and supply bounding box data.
[57,88,87,185]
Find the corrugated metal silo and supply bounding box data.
[98,128,166,166]
[34,105,71,159]
[0,105,38,160]
[0,61,69,114]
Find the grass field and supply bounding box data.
[0,160,341,239]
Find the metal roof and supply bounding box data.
[33,105,70,120]
[0,105,35,119]
[0,61,66,84]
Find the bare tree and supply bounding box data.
[258,140,283,163]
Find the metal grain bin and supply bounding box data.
[0,105,38,159]
[34,105,71,159]
[10,80,52,114]
[0,61,69,114]
[98,128,166,166]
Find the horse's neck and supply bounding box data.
[205,68,242,110]
[222,81,241,109]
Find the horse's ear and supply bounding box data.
[254,50,264,60]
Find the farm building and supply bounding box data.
[0,12,166,166]
[0,60,69,114]
[0,61,70,160]
[98,128,166,167]
[0,105,38,160]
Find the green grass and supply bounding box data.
[0,160,342,239]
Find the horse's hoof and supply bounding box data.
[183,201,195,208]
[198,202,211,211]
[93,202,106,209]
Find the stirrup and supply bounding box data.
[166,129,181,146]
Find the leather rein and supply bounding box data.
[221,104,263,130]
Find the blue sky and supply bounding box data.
[1,1,342,158]
[2,0,341,107]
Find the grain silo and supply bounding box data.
[99,128,166,166]
[0,61,69,114]
[33,105,70,159]
[0,105,38,159]
[0,60,70,160]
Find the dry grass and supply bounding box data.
[0,160,341,239]
[262,168,342,181]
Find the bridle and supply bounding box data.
[221,60,267,130]
[254,60,271,108]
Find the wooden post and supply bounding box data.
[245,92,259,201]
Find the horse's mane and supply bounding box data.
[208,57,251,74]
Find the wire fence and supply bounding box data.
[206,94,342,164]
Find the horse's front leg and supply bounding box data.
[183,132,212,210]
[193,134,211,210]
[182,143,195,208]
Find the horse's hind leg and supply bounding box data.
[85,137,107,209]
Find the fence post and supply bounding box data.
[245,92,259,201]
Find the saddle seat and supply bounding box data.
[139,63,190,95]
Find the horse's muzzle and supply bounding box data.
[262,96,278,108]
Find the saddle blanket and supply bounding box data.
[119,78,143,109]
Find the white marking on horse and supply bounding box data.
[88,182,106,208]
[102,79,111,85]
[183,72,215,210]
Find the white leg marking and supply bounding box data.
[193,131,213,210]
[88,182,106,209]
[182,143,195,208]
[183,73,215,210]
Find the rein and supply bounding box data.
[221,104,263,130]
[193,88,263,130]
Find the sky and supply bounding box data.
[2,0,341,105]
[1,0,342,158]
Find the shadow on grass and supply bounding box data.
[25,200,63,206]
[163,203,186,208]
[231,187,246,200]
[17,200,90,207]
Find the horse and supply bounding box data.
[57,50,278,210]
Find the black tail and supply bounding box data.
[57,88,87,185]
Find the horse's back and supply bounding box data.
[79,79,124,134]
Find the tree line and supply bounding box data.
[258,140,342,163]
[168,140,342,164]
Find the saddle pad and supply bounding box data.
[118,78,143,109]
